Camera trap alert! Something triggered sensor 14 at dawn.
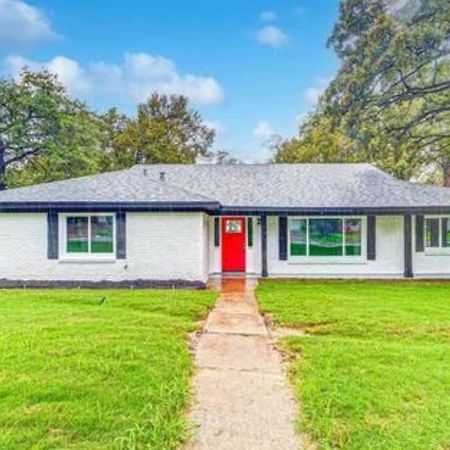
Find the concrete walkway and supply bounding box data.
[188,278,300,450]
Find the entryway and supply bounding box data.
[221,217,246,272]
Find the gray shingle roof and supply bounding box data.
[0,163,449,210]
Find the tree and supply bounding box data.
[98,107,130,171]
[0,69,102,189]
[272,113,357,163]
[103,94,216,169]
[214,150,239,164]
[7,110,103,187]
[324,0,450,184]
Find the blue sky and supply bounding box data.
[0,0,341,161]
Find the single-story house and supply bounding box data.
[0,163,449,287]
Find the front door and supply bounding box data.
[222,217,246,272]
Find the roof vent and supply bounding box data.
[159,171,166,182]
[143,168,148,176]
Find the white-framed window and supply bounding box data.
[61,213,115,259]
[425,216,450,250]
[288,216,365,260]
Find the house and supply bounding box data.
[0,163,449,287]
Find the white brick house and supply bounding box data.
[0,164,449,287]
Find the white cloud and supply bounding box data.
[253,120,275,140]
[256,26,289,48]
[304,78,330,108]
[4,52,225,106]
[259,11,277,21]
[0,0,58,46]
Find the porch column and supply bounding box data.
[261,214,268,277]
[404,214,413,278]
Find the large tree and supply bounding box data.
[0,70,102,189]
[102,93,215,169]
[272,113,357,163]
[325,0,450,184]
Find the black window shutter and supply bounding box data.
[247,217,253,247]
[442,218,449,248]
[214,217,220,247]
[367,216,376,260]
[47,213,59,259]
[116,212,127,259]
[279,216,288,261]
[415,215,424,252]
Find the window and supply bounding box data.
[225,219,242,233]
[67,217,89,253]
[290,219,307,256]
[309,219,343,256]
[64,214,114,256]
[289,217,363,258]
[425,217,450,249]
[345,219,363,256]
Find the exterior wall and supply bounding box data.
[413,216,450,278]
[267,215,406,278]
[0,212,208,282]
[1,212,449,282]
[208,216,261,275]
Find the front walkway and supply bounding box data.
[188,278,300,450]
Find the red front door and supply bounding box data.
[222,217,246,272]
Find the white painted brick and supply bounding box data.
[0,212,207,282]
[0,213,448,281]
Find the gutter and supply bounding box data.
[0,201,221,213]
[0,202,450,216]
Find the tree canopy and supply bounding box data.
[274,0,450,185]
[0,70,102,189]
[0,72,219,189]
[101,94,216,170]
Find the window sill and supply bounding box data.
[58,257,117,264]
[288,258,367,265]
[423,251,450,257]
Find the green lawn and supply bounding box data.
[257,280,450,450]
[0,289,216,450]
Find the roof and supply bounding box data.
[0,163,450,213]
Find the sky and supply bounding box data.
[0,0,341,162]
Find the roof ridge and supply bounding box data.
[133,162,375,168]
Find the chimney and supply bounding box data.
[159,171,166,182]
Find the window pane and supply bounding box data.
[442,218,450,248]
[67,217,89,253]
[290,219,307,256]
[345,219,362,256]
[425,218,440,248]
[309,219,343,256]
[225,220,242,233]
[91,216,114,253]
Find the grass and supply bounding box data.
[0,288,216,450]
[257,280,450,450]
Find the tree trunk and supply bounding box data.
[0,145,7,191]
[443,164,450,188]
